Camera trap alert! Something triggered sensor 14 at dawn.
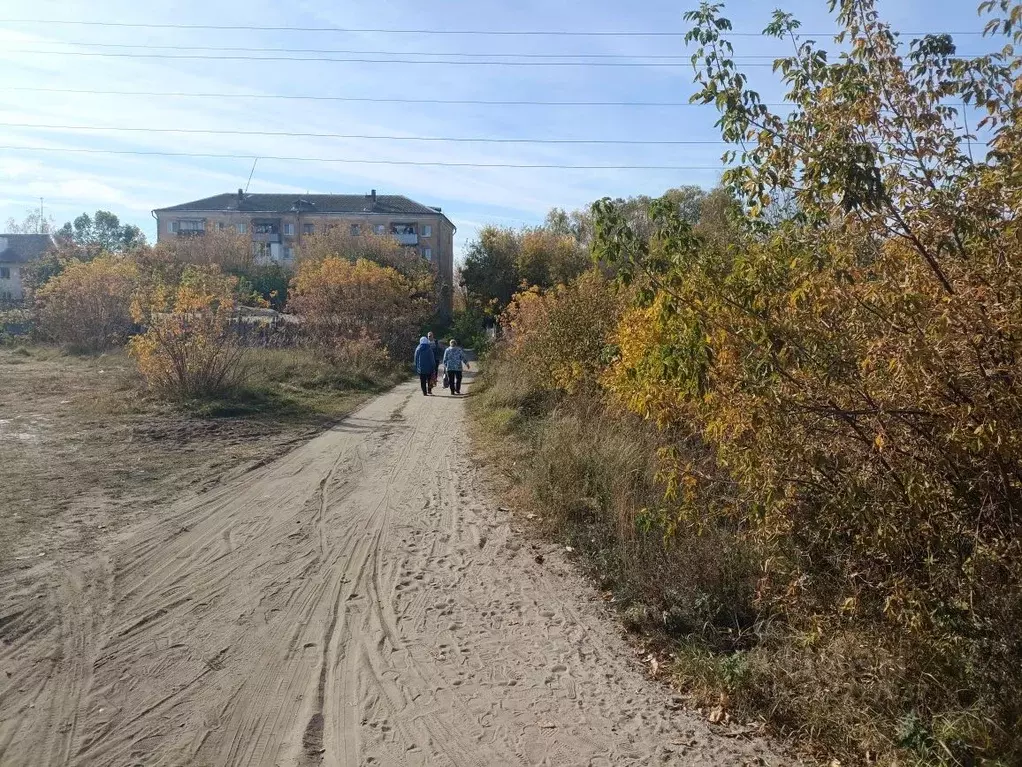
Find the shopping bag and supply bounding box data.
[442,372,450,389]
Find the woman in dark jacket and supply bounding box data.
[414,336,436,396]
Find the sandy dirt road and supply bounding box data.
[0,373,789,766]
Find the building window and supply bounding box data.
[423,247,432,261]
[178,219,205,233]
[303,223,315,235]
[423,224,432,237]
[217,222,226,231]
[373,224,385,235]
[0,267,10,279]
[283,246,294,260]
[169,221,178,233]
[283,223,295,236]
[236,223,247,234]
[350,224,361,236]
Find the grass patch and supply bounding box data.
[181,348,407,422]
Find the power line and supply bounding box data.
[5,49,993,67]
[0,18,987,36]
[0,49,749,66]
[25,41,965,60]
[0,121,730,145]
[9,42,766,59]
[0,86,792,107]
[0,145,725,170]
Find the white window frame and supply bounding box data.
[373,224,385,235]
[169,220,178,233]
[283,246,294,260]
[423,224,432,237]
[423,247,432,261]
[178,219,205,233]
[283,223,295,236]
[236,222,247,234]
[303,223,315,235]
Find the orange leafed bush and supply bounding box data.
[128,265,244,399]
[287,256,428,357]
[501,271,622,395]
[35,255,138,351]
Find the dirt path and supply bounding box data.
[0,373,788,766]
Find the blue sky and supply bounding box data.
[0,0,990,258]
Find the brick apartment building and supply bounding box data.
[153,190,455,313]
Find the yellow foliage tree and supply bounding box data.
[287,256,428,359]
[35,255,138,351]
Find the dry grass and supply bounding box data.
[0,344,404,574]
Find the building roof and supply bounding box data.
[154,191,451,222]
[0,233,55,264]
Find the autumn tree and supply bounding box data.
[155,227,252,270]
[35,255,138,351]
[287,257,428,360]
[590,0,1022,760]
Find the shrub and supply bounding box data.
[35,255,138,351]
[128,265,245,399]
[287,256,428,357]
[154,227,254,271]
[501,271,622,395]
[584,0,1022,760]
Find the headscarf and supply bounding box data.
[419,336,429,345]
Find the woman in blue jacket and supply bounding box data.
[414,336,436,396]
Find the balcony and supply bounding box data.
[252,233,281,243]
[393,233,418,246]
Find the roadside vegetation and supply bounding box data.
[469,1,1022,764]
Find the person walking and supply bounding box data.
[442,338,470,395]
[427,331,443,393]
[414,336,436,396]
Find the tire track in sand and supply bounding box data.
[0,372,793,766]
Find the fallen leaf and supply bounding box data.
[498,506,511,513]
[564,546,574,553]
[708,705,725,723]
[525,512,538,520]
[649,656,660,677]
[538,721,557,729]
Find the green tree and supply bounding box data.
[56,210,146,253]
[460,226,522,313]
